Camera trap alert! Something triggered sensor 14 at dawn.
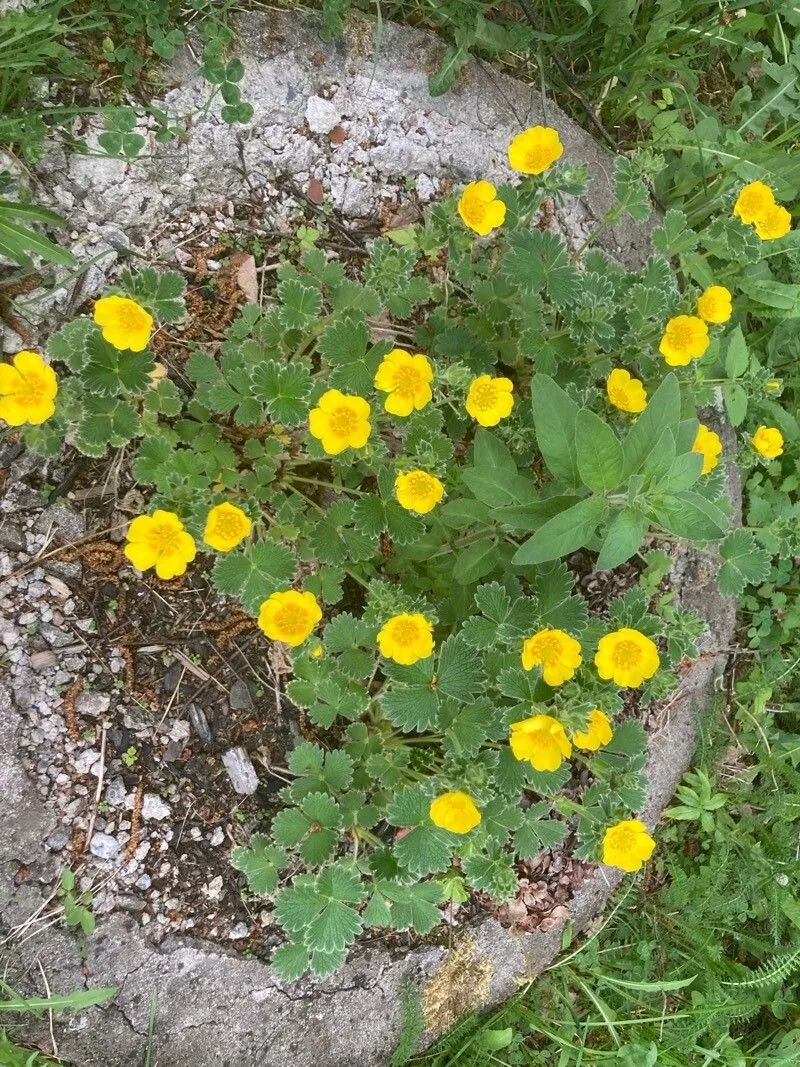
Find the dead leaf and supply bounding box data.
[306,177,324,205]
[329,125,347,145]
[235,253,258,304]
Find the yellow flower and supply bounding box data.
[124,510,196,580]
[509,714,572,772]
[658,315,709,366]
[93,295,153,352]
[521,628,582,687]
[258,590,322,646]
[572,709,613,751]
[696,285,732,324]
[203,502,253,552]
[754,203,792,241]
[377,612,434,665]
[395,470,445,515]
[508,126,563,175]
[595,628,660,688]
[308,389,371,455]
[765,379,782,395]
[602,819,655,873]
[606,368,647,414]
[457,180,507,236]
[752,425,784,459]
[465,374,514,427]
[0,351,58,427]
[374,348,433,416]
[429,791,481,834]
[732,181,776,225]
[692,424,722,476]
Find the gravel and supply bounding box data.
[222,747,260,795]
[90,833,122,861]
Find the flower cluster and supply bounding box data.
[733,181,792,241]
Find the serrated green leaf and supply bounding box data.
[251,361,313,425]
[276,279,323,329]
[436,635,484,701]
[230,834,287,894]
[212,541,297,614]
[271,940,310,980]
[718,529,771,596]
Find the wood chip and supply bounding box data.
[234,253,258,304]
[306,177,324,205]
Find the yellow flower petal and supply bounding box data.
[377,613,434,665]
[594,628,660,688]
[93,295,153,352]
[508,126,563,175]
[521,629,582,687]
[602,819,655,872]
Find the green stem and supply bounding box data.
[287,475,363,496]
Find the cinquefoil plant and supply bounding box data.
[2,126,795,979]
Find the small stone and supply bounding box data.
[228,680,252,711]
[306,177,324,205]
[29,650,58,670]
[329,125,348,145]
[45,828,70,852]
[209,826,225,847]
[222,747,259,795]
[106,777,127,808]
[73,748,101,775]
[141,793,171,821]
[76,691,111,718]
[416,173,437,202]
[204,875,223,900]
[135,874,152,891]
[228,921,250,940]
[305,95,341,135]
[89,833,121,861]
[168,719,191,742]
[188,703,213,746]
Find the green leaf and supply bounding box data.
[722,380,748,427]
[514,804,568,859]
[531,374,581,486]
[251,361,313,425]
[474,582,512,623]
[439,498,491,529]
[462,846,518,900]
[276,279,323,329]
[270,939,309,980]
[378,880,445,934]
[596,508,648,571]
[435,635,484,701]
[718,529,771,597]
[212,541,296,614]
[724,326,748,378]
[652,208,698,255]
[623,373,680,477]
[317,318,388,394]
[230,834,287,895]
[274,861,366,955]
[513,496,607,565]
[394,824,453,877]
[473,428,517,476]
[654,492,729,541]
[453,538,501,584]
[48,317,96,372]
[380,686,439,732]
[503,231,581,306]
[575,410,624,493]
[120,267,186,323]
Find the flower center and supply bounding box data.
[669,317,695,347]
[329,405,359,436]
[534,634,563,662]
[391,365,423,396]
[407,473,433,498]
[612,827,636,851]
[275,604,309,636]
[9,371,47,405]
[461,197,486,226]
[392,619,421,646]
[470,381,499,411]
[611,640,642,669]
[150,523,181,555]
[117,303,146,331]
[213,512,245,539]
